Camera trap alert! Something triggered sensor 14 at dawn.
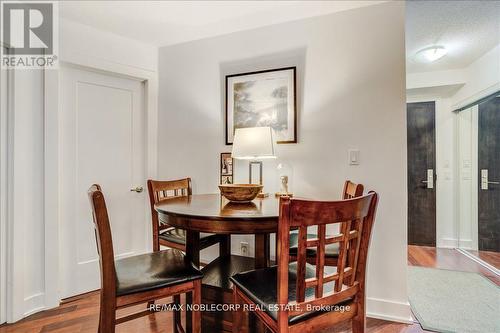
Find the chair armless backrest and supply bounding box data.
[342,180,364,199]
[341,181,364,241]
[276,192,378,321]
[147,178,192,251]
[87,184,117,299]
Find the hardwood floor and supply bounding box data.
[6,245,499,333]
[466,249,500,270]
[0,291,425,333]
[408,245,500,285]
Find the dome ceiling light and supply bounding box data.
[415,46,447,63]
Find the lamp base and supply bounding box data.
[275,192,293,198]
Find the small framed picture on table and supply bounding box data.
[220,152,234,184]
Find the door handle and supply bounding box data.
[130,186,144,193]
[421,169,434,189]
[481,170,498,190]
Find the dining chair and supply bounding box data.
[289,180,364,266]
[88,184,202,333]
[231,192,378,333]
[147,178,229,254]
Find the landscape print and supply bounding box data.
[226,67,296,144]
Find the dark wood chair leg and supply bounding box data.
[173,294,181,333]
[352,295,366,333]
[186,230,200,333]
[99,297,116,333]
[220,235,231,257]
[254,234,270,268]
[192,280,202,333]
[232,288,245,333]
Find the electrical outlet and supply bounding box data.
[240,242,249,256]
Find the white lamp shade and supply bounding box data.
[231,127,277,160]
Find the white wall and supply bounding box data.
[59,19,158,73]
[407,69,466,91]
[158,2,411,322]
[4,18,158,322]
[452,44,500,108]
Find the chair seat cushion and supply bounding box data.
[159,228,220,248]
[115,249,203,296]
[289,232,339,258]
[230,263,351,324]
[159,228,186,245]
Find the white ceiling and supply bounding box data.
[60,1,500,74]
[59,1,384,47]
[406,0,500,73]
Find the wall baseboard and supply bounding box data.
[23,293,45,318]
[367,297,413,324]
[437,237,458,248]
[458,239,474,250]
[438,237,477,250]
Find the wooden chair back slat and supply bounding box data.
[278,192,378,320]
[343,180,364,199]
[288,196,372,227]
[295,226,308,303]
[288,180,364,269]
[348,219,363,286]
[335,219,350,292]
[149,179,192,194]
[315,224,326,297]
[147,178,192,251]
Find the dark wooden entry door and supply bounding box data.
[478,96,500,252]
[407,102,436,246]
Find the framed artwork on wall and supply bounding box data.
[225,67,297,144]
[220,152,234,184]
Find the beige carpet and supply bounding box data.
[408,266,500,333]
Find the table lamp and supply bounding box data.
[231,127,276,198]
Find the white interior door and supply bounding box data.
[60,65,147,298]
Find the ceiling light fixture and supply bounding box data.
[415,46,447,63]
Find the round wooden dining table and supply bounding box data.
[155,193,280,267]
[155,193,280,333]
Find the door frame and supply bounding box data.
[455,106,479,250]
[42,56,158,311]
[0,43,12,325]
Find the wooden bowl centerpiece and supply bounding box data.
[218,184,263,202]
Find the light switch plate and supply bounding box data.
[348,149,360,165]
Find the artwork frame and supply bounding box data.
[220,152,234,184]
[225,67,297,144]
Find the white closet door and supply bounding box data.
[60,65,146,297]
